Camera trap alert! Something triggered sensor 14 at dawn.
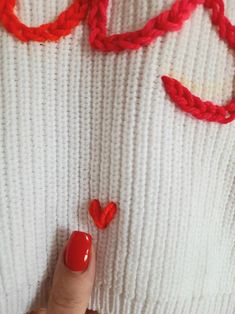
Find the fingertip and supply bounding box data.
[47,232,96,314]
[64,231,92,272]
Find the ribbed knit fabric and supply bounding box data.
[1,1,235,313]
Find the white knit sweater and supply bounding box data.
[1,0,235,313]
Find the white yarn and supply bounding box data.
[0,1,235,313]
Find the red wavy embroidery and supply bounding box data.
[88,0,200,52]
[204,0,235,50]
[162,76,235,124]
[0,0,201,44]
[0,0,234,123]
[0,0,88,42]
[162,0,235,123]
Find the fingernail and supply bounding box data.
[64,231,92,272]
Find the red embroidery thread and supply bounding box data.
[89,199,117,229]
[162,76,235,124]
[0,0,234,123]
[0,0,88,42]
[88,0,200,52]
[204,0,235,50]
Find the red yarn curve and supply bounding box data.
[88,0,201,52]
[204,0,235,50]
[0,0,234,123]
[161,0,235,123]
[162,76,235,124]
[0,0,88,42]
[0,0,202,44]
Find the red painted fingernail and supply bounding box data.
[64,231,92,272]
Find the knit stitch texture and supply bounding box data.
[0,1,235,314]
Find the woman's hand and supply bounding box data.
[29,231,98,314]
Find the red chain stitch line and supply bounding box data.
[162,76,235,124]
[162,0,235,123]
[0,0,88,42]
[204,0,235,50]
[0,0,234,123]
[88,0,204,52]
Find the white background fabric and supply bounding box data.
[0,1,235,313]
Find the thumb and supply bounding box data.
[47,231,95,314]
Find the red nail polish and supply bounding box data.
[64,231,92,272]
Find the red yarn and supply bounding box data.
[88,0,201,52]
[0,0,233,50]
[0,0,234,123]
[162,76,235,124]
[0,0,88,42]
[89,199,117,229]
[161,0,235,123]
[204,0,235,50]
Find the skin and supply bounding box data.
[30,241,99,314]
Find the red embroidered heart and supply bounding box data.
[89,199,117,229]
